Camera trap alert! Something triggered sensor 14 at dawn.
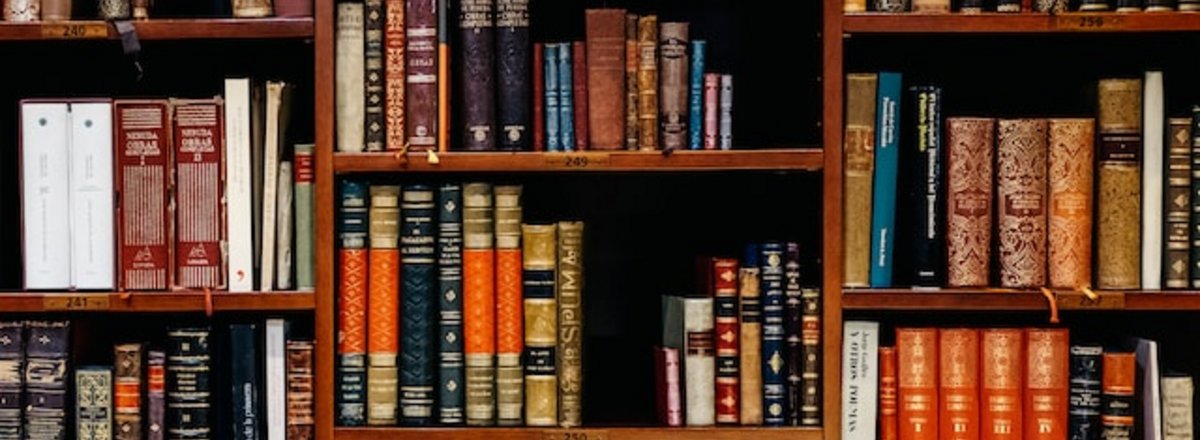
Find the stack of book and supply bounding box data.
[845,0,1200,13]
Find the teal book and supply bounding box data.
[868,71,901,288]
[558,42,576,151]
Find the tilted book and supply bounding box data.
[939,329,979,440]
[1048,119,1095,289]
[1026,329,1069,440]
[1143,71,1165,290]
[840,321,878,440]
[406,0,438,151]
[173,99,225,289]
[286,341,315,440]
[982,329,1023,440]
[367,185,400,425]
[0,322,22,440]
[522,224,557,427]
[384,0,403,150]
[496,0,531,150]
[712,258,740,425]
[1097,78,1143,289]
[69,101,116,290]
[1133,338,1162,440]
[229,325,260,440]
[869,72,901,288]
[663,295,715,427]
[114,344,143,440]
[75,367,112,440]
[464,183,496,426]
[294,144,315,290]
[224,78,255,292]
[494,186,524,426]
[897,328,938,440]
[635,15,658,150]
[843,73,878,287]
[996,119,1049,288]
[165,327,211,440]
[571,42,588,151]
[147,350,165,440]
[1102,353,1136,440]
[1069,345,1103,440]
[337,181,369,426]
[400,185,437,424]
[114,100,173,290]
[585,9,626,150]
[945,118,995,288]
[557,221,585,427]
[364,0,384,152]
[260,81,290,291]
[1166,118,1191,289]
[266,319,287,440]
[20,101,71,289]
[880,346,898,440]
[688,40,705,150]
[335,3,365,153]
[738,245,763,425]
[785,247,803,426]
[1161,376,1193,440]
[625,13,639,149]
[437,185,465,424]
[25,321,69,440]
[458,0,496,150]
[658,22,689,151]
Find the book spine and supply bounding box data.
[337,181,369,426]
[0,323,21,440]
[636,15,658,150]
[624,13,639,150]
[939,329,980,440]
[224,79,255,292]
[266,320,287,440]
[1069,345,1103,440]
[494,186,524,426]
[879,347,898,440]
[75,367,112,440]
[1167,118,1192,289]
[114,344,143,440]
[658,22,688,151]
[147,351,165,440]
[869,72,902,288]
[260,82,286,292]
[336,3,366,153]
[684,298,716,427]
[1048,119,1096,289]
[229,326,259,440]
[654,347,683,426]
[897,328,938,440]
[584,8,626,150]
[406,0,438,151]
[784,246,803,426]
[1101,353,1135,440]
[20,102,70,290]
[1162,377,1194,440]
[367,185,400,425]
[1143,71,1165,290]
[1097,78,1143,289]
[996,118,1049,288]
[914,0,952,10]
[557,221,585,427]
[981,329,1023,440]
[286,341,316,440]
[714,258,740,425]
[496,0,530,150]
[544,44,560,151]
[1025,329,1069,440]
[558,43,575,151]
[571,41,589,151]
[166,327,211,440]
[532,42,545,151]
[738,245,763,425]
[437,185,466,425]
[1192,106,1200,288]
[276,169,294,290]
[458,0,496,150]
[464,183,496,426]
[719,74,733,150]
[908,86,944,286]
[688,40,705,150]
[437,0,450,152]
[704,74,719,150]
[945,117,996,287]
[522,224,557,426]
[385,0,404,150]
[800,286,822,427]
[364,0,385,152]
[401,185,437,424]
[25,322,69,440]
[294,144,315,290]
[68,101,115,290]
[840,322,879,440]
[843,73,878,287]
[115,100,172,290]
[760,242,787,426]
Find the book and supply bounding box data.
[337,181,369,426]
[571,42,588,151]
[0,322,22,440]
[497,0,530,150]
[401,185,437,424]
[459,0,496,150]
[1069,345,1103,440]
[800,285,822,427]
[738,245,763,425]
[636,15,658,150]
[1191,106,1200,288]
[364,0,384,152]
[464,183,496,426]
[251,83,265,280]
[945,118,996,287]
[69,101,115,290]
[704,73,720,150]
[267,319,287,440]
[494,186,524,426]
[1097,78,1143,289]
[1133,338,1162,440]
[533,42,545,151]
[261,81,288,291]
[625,13,639,149]
[1167,118,1192,289]
[914,0,951,11]
[166,327,210,440]
[75,367,112,440]
[114,344,143,440]
[1144,71,1165,290]
[294,144,315,290]
[654,347,683,426]
[286,341,315,440]
[662,296,714,426]
[586,9,626,150]
[940,329,979,440]
[688,40,705,150]
[407,0,439,151]
[1102,353,1136,440]
[1161,376,1193,440]
[558,43,576,151]
[905,86,943,286]
[437,0,450,151]
[713,258,740,425]
[544,44,561,152]
[147,350,165,440]
[880,346,898,440]
[760,242,787,426]
[719,74,733,149]
[557,221,585,427]
[367,185,400,425]
[843,73,878,287]
[225,78,255,292]
[997,119,1049,288]
[172,99,224,289]
[522,224,557,427]
[336,3,366,153]
[1048,119,1095,289]
[25,322,69,440]
[845,0,867,11]
[869,71,901,288]
[437,185,465,425]
[1026,329,1069,440]
[659,22,689,150]
[897,328,938,440]
[230,325,260,440]
[784,247,802,426]
[20,101,70,289]
[275,161,294,289]
[115,100,172,290]
[840,321,879,440]
[383,0,403,150]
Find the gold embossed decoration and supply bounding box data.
[1048,119,1095,289]
[997,119,1049,288]
[946,118,995,287]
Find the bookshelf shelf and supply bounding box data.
[334,426,822,440]
[332,149,823,173]
[0,18,313,41]
[843,12,1200,34]
[0,290,314,312]
[843,289,1200,311]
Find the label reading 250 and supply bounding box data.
[542,429,609,440]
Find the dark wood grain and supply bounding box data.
[313,0,335,440]
[822,0,845,439]
[844,12,1200,34]
[333,149,823,173]
[335,427,822,440]
[0,18,313,40]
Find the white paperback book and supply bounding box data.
[1133,337,1163,440]
[68,101,114,290]
[841,321,879,440]
[1143,70,1164,290]
[266,318,287,440]
[21,102,71,289]
[225,78,255,292]
[275,161,294,290]
[260,81,285,291]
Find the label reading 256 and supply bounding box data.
[1057,15,1123,30]
[542,429,609,440]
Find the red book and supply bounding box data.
[533,41,545,152]
[384,0,404,150]
[1025,328,1069,440]
[939,329,980,440]
[712,257,739,424]
[114,100,173,290]
[981,329,1023,440]
[703,73,719,150]
[572,41,589,151]
[880,346,899,440]
[654,346,683,427]
[898,328,938,440]
[172,99,224,288]
[405,0,438,151]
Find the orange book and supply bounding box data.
[940,329,980,440]
[495,249,524,355]
[367,249,400,356]
[1025,328,1069,440]
[981,329,1023,440]
[338,248,368,357]
[1101,353,1136,439]
[897,328,938,440]
[880,346,899,440]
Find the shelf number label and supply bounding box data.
[1058,292,1124,310]
[43,294,111,311]
[546,153,611,169]
[542,430,609,440]
[42,23,108,39]
[1057,15,1123,30]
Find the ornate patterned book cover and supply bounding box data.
[522,224,557,426]
[571,42,589,151]
[384,0,404,150]
[760,242,787,426]
[624,13,639,150]
[286,341,315,440]
[557,221,585,427]
[1069,345,1103,440]
[367,185,400,426]
[463,183,496,426]
[544,44,561,152]
[172,99,224,289]
[532,42,545,151]
[0,322,21,440]
[718,74,733,150]
[1097,78,1143,289]
[114,344,143,440]
[635,15,658,150]
[1101,353,1135,440]
[294,144,315,290]
[658,22,688,150]
[25,321,69,440]
[1047,119,1095,289]
[906,86,944,286]
[76,367,112,440]
[115,100,172,290]
[336,3,365,153]
[784,247,802,426]
[843,74,878,287]
[364,0,385,152]
[981,329,1023,440]
[1161,376,1193,440]
[738,245,763,425]
[400,185,437,424]
[494,186,524,426]
[1191,107,1200,288]
[654,346,682,426]
[879,347,898,440]
[1166,118,1191,289]
[165,327,211,440]
[147,350,165,440]
[458,0,496,150]
[1025,329,1069,440]
[996,119,1048,288]
[437,185,465,425]
[800,285,821,427]
[939,329,979,440]
[946,118,996,288]
[406,0,439,151]
[229,326,259,440]
[338,181,369,426]
[704,74,720,150]
[557,43,576,151]
[496,0,530,150]
[897,328,938,440]
[585,9,626,150]
[688,40,705,150]
[713,258,740,425]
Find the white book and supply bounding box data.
[260,81,285,291]
[1134,337,1163,440]
[265,318,287,440]
[335,3,365,153]
[274,161,294,290]
[1143,70,1164,290]
[682,297,714,426]
[68,101,114,290]
[1162,376,1194,440]
[225,78,255,292]
[21,102,71,289]
[841,321,879,440]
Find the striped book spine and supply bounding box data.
[165,327,210,440]
[114,344,143,440]
[464,183,496,426]
[0,322,22,440]
[494,186,524,425]
[367,185,400,425]
[760,242,787,426]
[147,351,164,440]
[557,221,585,427]
[286,341,316,440]
[337,181,369,426]
[713,258,740,425]
[522,224,557,426]
[364,0,385,152]
[406,0,440,151]
[384,0,403,150]
[688,40,705,150]
[172,99,224,288]
[784,243,803,426]
[114,100,172,290]
[1191,106,1200,288]
[401,185,437,424]
[437,184,466,424]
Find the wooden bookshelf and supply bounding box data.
[0,18,313,40]
[332,149,824,173]
[0,290,314,312]
[335,427,822,440]
[843,12,1200,34]
[841,289,1200,311]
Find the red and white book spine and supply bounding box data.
[115,100,173,290]
[655,346,683,427]
[172,99,225,288]
[703,73,719,150]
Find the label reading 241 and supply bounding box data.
[542,430,609,440]
[43,294,111,311]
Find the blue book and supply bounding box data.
[337,180,368,426]
[400,185,437,425]
[436,184,465,425]
[558,42,575,151]
[688,40,706,150]
[544,44,561,152]
[759,242,787,426]
[868,71,902,288]
[229,324,260,440]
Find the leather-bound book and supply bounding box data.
[496,0,530,151]
[1101,353,1135,440]
[1116,0,1141,11]
[367,185,400,425]
[1097,78,1143,289]
[383,0,404,150]
[704,74,720,150]
[165,327,211,440]
[719,75,733,149]
[1181,0,1200,9]
[1079,0,1110,9]
[437,0,450,152]
[407,0,439,151]
[713,258,740,425]
[115,100,172,290]
[231,0,269,16]
[880,347,899,440]
[557,221,585,427]
[996,118,1048,288]
[571,42,589,151]
[364,0,385,152]
[294,144,315,290]
[1166,118,1191,289]
[25,322,68,440]
[913,0,950,12]
[533,42,545,152]
[738,245,763,425]
[41,0,67,20]
[336,3,365,153]
[905,86,944,287]
[897,328,938,440]
[338,181,369,426]
[940,329,979,440]
[147,350,164,440]
[558,43,575,150]
[946,118,995,287]
[229,325,259,440]
[0,323,21,440]
[585,9,626,150]
[1161,376,1193,440]
[437,185,465,424]
[286,340,316,440]
[981,329,1022,440]
[522,224,557,426]
[760,242,787,426]
[1035,0,1066,11]
[845,0,867,12]
[544,44,561,151]
[843,73,878,288]
[659,22,689,151]
[401,186,437,424]
[876,0,907,13]
[172,99,224,289]
[1048,119,1095,289]
[96,0,129,18]
[800,285,821,427]
[636,15,658,150]
[654,346,683,426]
[114,344,143,440]
[494,186,524,426]
[784,246,802,426]
[625,13,639,149]
[458,0,496,150]
[1026,329,1069,440]
[464,183,496,426]
[1192,107,1200,288]
[75,367,111,440]
[1069,345,1103,440]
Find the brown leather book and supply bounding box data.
[1025,329,1069,440]
[996,118,1049,288]
[625,13,639,149]
[940,329,979,440]
[738,263,763,425]
[114,343,142,440]
[946,118,996,288]
[1096,78,1143,289]
[658,22,689,151]
[981,329,1023,440]
[843,73,878,288]
[572,42,589,151]
[1166,118,1192,289]
[585,9,626,150]
[636,15,658,150]
[880,346,899,440]
[897,328,938,440]
[286,340,316,440]
[1048,118,1095,289]
[1101,353,1136,440]
[406,0,439,151]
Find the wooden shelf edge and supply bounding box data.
[332,149,824,173]
[334,426,822,440]
[0,290,315,312]
[843,288,1200,311]
[0,18,314,41]
[843,12,1200,34]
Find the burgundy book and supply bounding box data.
[946,117,996,288]
[172,99,224,288]
[655,346,682,426]
[115,100,173,290]
[406,0,439,151]
[585,9,626,150]
[996,118,1049,288]
[658,22,689,150]
[703,73,719,150]
[533,41,545,152]
[384,0,405,150]
[572,41,589,151]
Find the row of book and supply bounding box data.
[0,320,314,440]
[846,0,1200,12]
[335,181,586,427]
[21,79,314,292]
[335,4,737,153]
[843,71,1200,290]
[655,244,822,427]
[840,323,1192,440]
[0,0,309,22]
